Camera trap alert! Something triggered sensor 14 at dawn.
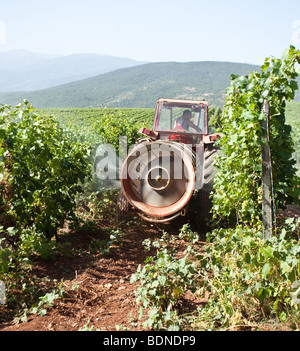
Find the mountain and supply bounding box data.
[0,49,146,91]
[0,50,56,71]
[0,61,265,108]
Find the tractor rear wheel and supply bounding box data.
[196,145,219,232]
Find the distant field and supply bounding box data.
[42,106,223,131]
[45,102,298,129]
[286,101,300,122]
[44,102,299,174]
[43,107,155,129]
[42,108,155,146]
[286,101,300,175]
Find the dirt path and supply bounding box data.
[0,205,299,331]
[0,221,167,331]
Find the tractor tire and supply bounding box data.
[196,145,219,232]
[202,145,219,193]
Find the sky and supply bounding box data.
[0,0,300,64]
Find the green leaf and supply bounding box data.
[244,252,251,264]
[262,263,271,277]
[39,309,47,316]
[260,246,274,258]
[7,227,18,237]
[158,275,167,286]
[280,261,291,274]
[0,128,6,139]
[273,298,279,311]
[290,80,298,91]
[280,311,287,323]
[261,61,270,73]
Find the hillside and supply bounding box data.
[0,50,146,92]
[0,61,262,108]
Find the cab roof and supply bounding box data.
[157,98,208,106]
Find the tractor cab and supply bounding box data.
[153,98,208,145]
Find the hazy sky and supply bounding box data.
[1,0,300,64]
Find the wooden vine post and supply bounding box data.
[261,100,273,239]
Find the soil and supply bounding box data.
[0,216,206,331]
[0,205,299,332]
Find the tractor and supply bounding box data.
[118,98,220,229]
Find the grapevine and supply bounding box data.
[212,46,300,225]
[0,100,91,242]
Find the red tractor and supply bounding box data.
[118,98,220,229]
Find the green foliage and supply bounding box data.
[131,230,199,331]
[20,282,66,322]
[30,288,63,317]
[47,108,154,128]
[92,111,143,156]
[90,226,126,256]
[43,108,154,148]
[18,227,58,259]
[208,106,222,133]
[0,100,91,241]
[195,219,300,330]
[131,220,300,331]
[213,46,300,224]
[44,107,221,147]
[1,49,300,331]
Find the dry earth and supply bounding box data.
[0,216,206,331]
[0,205,299,331]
